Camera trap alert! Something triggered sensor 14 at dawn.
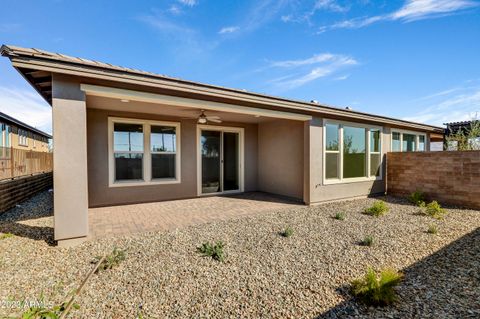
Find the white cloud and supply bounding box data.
[168,5,183,15]
[334,74,350,81]
[403,82,480,126]
[313,0,349,13]
[270,53,336,67]
[318,0,478,33]
[0,86,51,134]
[391,0,477,21]
[218,26,240,34]
[177,0,197,7]
[268,53,358,89]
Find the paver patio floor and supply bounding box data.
[88,192,304,238]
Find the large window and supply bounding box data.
[114,123,144,181]
[151,125,177,179]
[109,118,181,187]
[391,130,426,152]
[324,121,382,183]
[325,124,339,179]
[343,126,366,178]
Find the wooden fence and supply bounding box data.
[0,147,53,180]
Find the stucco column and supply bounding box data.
[304,117,323,204]
[52,75,88,246]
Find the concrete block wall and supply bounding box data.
[387,151,480,209]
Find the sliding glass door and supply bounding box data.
[200,128,241,194]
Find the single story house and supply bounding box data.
[1,111,51,152]
[1,45,444,246]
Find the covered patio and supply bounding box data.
[88,192,304,238]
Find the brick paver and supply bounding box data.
[88,192,303,239]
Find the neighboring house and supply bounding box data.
[0,112,51,152]
[1,45,444,246]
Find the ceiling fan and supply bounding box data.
[195,110,222,124]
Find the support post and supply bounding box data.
[52,75,89,246]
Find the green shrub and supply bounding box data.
[418,201,446,219]
[360,235,374,247]
[364,200,389,217]
[280,226,294,238]
[351,268,403,306]
[427,224,438,234]
[94,247,126,272]
[408,190,426,206]
[0,233,14,240]
[334,212,346,220]
[20,295,79,319]
[425,201,446,219]
[197,241,225,262]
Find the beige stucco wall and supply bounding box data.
[52,74,89,242]
[257,119,304,200]
[86,108,258,207]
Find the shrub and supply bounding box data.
[0,233,14,240]
[360,235,374,247]
[197,241,225,262]
[94,247,126,272]
[334,212,346,220]
[351,268,403,306]
[20,295,79,319]
[425,201,446,219]
[418,201,446,219]
[280,226,294,238]
[408,190,426,206]
[427,224,438,234]
[364,200,389,217]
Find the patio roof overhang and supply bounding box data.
[80,84,313,122]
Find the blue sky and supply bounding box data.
[1,0,479,134]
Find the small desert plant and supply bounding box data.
[351,268,403,306]
[419,201,446,219]
[427,224,438,234]
[94,247,126,272]
[280,226,294,237]
[0,232,14,240]
[197,241,225,262]
[408,190,426,206]
[20,295,79,319]
[334,212,346,220]
[360,235,374,247]
[364,200,389,217]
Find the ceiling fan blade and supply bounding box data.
[206,116,221,120]
[209,118,222,123]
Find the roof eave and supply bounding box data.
[2,45,444,133]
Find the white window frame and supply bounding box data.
[390,129,427,152]
[18,129,28,147]
[108,117,181,187]
[323,119,383,185]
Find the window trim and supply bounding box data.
[18,129,28,147]
[390,129,427,152]
[323,119,383,185]
[108,117,181,187]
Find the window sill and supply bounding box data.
[323,176,382,185]
[109,178,181,188]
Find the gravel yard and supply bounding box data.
[0,191,479,318]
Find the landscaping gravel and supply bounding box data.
[0,191,479,318]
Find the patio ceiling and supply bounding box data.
[82,84,313,123]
